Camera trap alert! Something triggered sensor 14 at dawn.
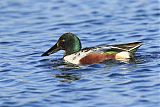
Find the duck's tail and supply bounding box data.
[128,42,142,54]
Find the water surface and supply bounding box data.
[0,0,160,107]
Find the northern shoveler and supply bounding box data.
[41,33,142,65]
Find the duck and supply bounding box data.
[41,33,142,65]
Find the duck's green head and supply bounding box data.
[41,33,82,56]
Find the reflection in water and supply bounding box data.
[55,73,81,83]
[50,59,82,83]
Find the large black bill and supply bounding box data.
[41,43,60,56]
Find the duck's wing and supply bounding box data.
[109,42,142,53]
[95,42,142,54]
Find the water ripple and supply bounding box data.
[0,0,160,107]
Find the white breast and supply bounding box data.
[64,50,93,65]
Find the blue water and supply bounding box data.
[0,0,160,107]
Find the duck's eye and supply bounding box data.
[61,39,65,42]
